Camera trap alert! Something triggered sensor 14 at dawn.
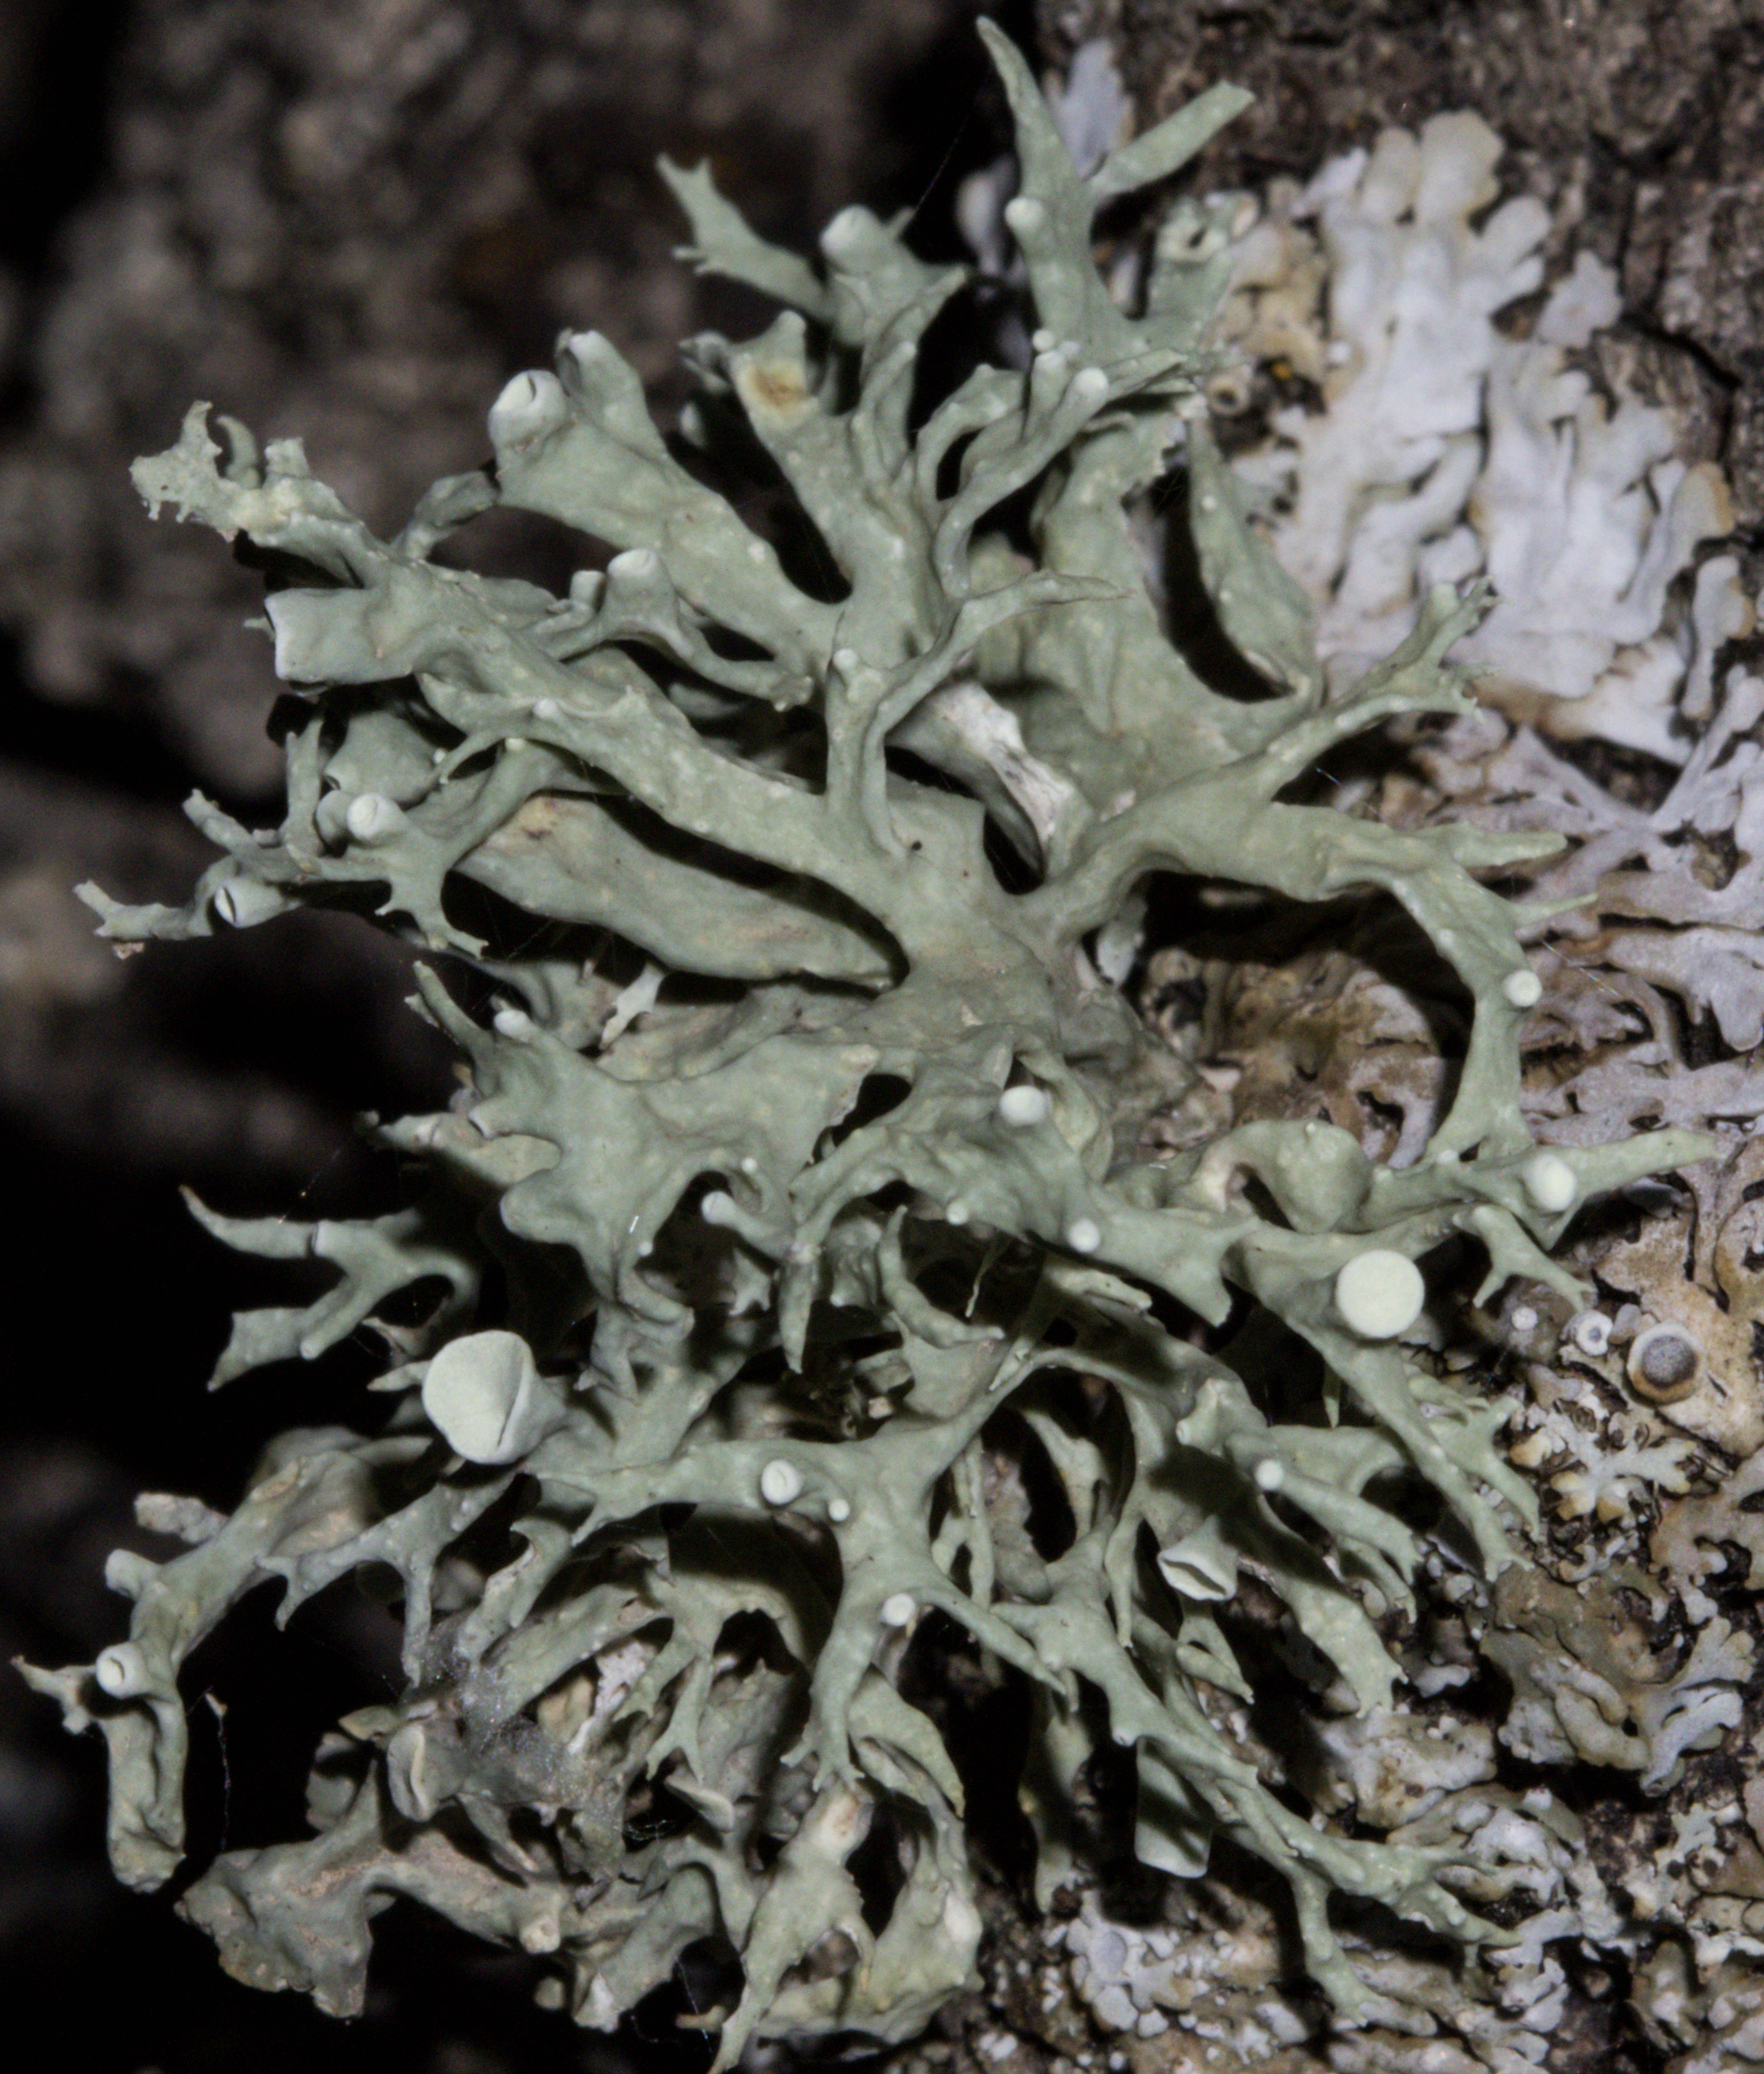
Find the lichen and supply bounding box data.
[20,24,1712,2063]
[1213,113,1741,746]
[1172,80,1763,2073]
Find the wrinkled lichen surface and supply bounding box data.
[21,25,1712,2064]
[916,58,1764,2074]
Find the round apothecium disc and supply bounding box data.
[1333,1250,1426,1339]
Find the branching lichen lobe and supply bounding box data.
[22,22,1712,2061]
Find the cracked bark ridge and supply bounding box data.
[1040,0,1764,542]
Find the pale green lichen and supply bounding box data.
[22,21,1712,2062]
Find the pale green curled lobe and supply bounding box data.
[24,17,1716,2065]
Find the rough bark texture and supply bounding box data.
[1040,0,1764,550]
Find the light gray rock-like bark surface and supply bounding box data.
[1040,0,1764,542]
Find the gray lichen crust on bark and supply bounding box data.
[21,20,1712,2062]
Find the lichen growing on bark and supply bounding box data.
[21,21,1710,2060]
